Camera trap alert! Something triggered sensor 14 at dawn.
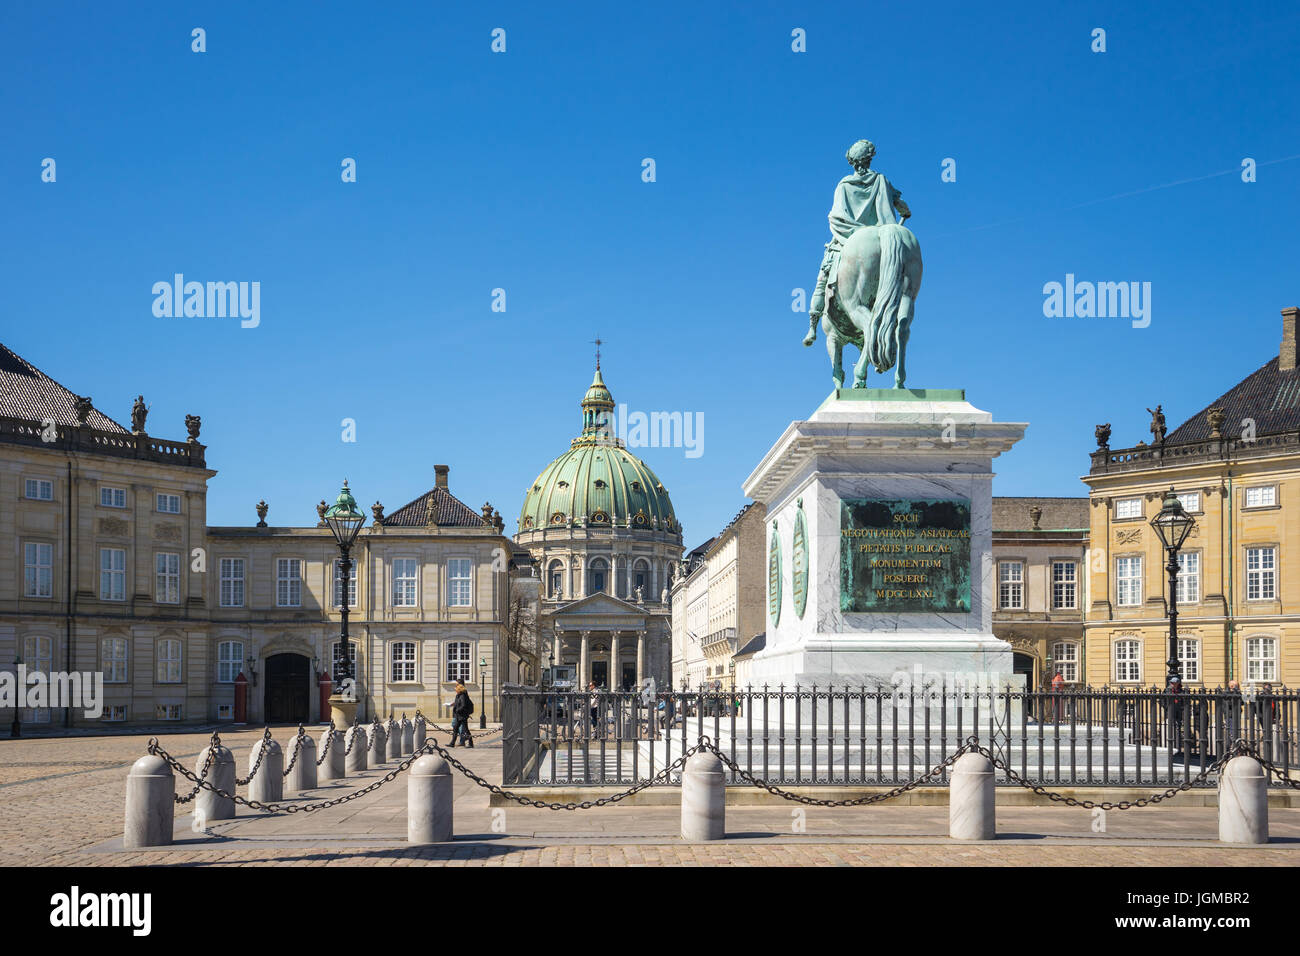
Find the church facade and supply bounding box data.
[514,366,683,691]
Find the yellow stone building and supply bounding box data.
[0,344,524,729]
[1082,306,1300,689]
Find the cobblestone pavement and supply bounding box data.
[4,727,1298,867]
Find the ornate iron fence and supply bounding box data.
[500,685,1298,789]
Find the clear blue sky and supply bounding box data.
[3,1,1298,547]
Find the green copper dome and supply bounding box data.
[520,368,679,535]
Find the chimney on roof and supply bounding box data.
[434,464,449,490]
[1281,307,1300,372]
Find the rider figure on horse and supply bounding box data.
[804,139,911,345]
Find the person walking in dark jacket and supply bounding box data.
[449,681,475,748]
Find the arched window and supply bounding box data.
[101,636,129,683]
[547,560,564,599]
[588,558,608,595]
[634,559,650,595]
[446,641,471,682]
[1050,641,1079,683]
[391,642,417,682]
[157,638,183,683]
[1113,639,1140,684]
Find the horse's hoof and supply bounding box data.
[802,334,815,347]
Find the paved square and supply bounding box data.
[4,726,1298,867]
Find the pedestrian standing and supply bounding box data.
[449,680,475,748]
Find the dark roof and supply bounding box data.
[686,536,716,562]
[0,343,128,432]
[382,486,491,528]
[1165,356,1300,443]
[734,632,766,658]
[992,497,1088,532]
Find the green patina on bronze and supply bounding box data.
[792,501,809,619]
[768,522,783,625]
[840,498,971,614]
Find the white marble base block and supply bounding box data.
[743,390,1027,691]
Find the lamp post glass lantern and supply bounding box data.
[479,657,487,728]
[1150,488,1195,685]
[323,480,365,725]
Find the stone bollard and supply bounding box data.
[681,751,725,841]
[345,724,368,774]
[949,752,996,840]
[194,740,236,822]
[247,734,284,804]
[286,730,317,794]
[414,717,427,752]
[369,721,387,765]
[124,754,175,848]
[319,725,345,782]
[401,715,414,755]
[407,754,453,843]
[387,718,401,761]
[1219,756,1269,844]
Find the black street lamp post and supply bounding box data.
[479,657,488,729]
[322,480,366,725]
[1150,488,1196,685]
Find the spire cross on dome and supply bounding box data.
[592,335,603,370]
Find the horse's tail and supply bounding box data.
[868,225,908,372]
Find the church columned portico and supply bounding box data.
[545,594,663,690]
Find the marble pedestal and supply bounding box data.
[742,388,1027,692]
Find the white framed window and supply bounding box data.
[217,703,234,721]
[101,705,127,722]
[156,552,180,604]
[25,478,53,501]
[1116,556,1142,606]
[1243,486,1276,509]
[1114,497,1142,520]
[156,493,181,514]
[219,558,245,607]
[448,559,472,607]
[1246,637,1278,682]
[100,547,126,601]
[333,558,358,608]
[100,486,127,508]
[156,704,182,721]
[1114,639,1141,683]
[101,637,128,683]
[1051,561,1076,610]
[391,641,417,682]
[23,635,53,723]
[157,638,183,683]
[1177,637,1200,682]
[276,558,302,607]
[1051,641,1079,682]
[1245,547,1276,601]
[24,542,53,598]
[446,641,471,682]
[1175,491,1200,513]
[998,562,1023,609]
[1175,551,1200,604]
[217,640,244,683]
[392,558,418,607]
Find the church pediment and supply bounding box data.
[553,591,647,624]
